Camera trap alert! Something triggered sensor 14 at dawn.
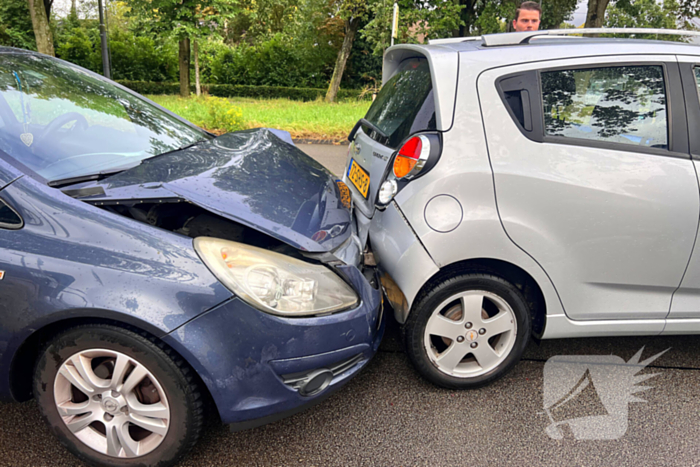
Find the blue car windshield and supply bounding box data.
[0,53,210,182]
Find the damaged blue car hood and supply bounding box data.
[80,129,352,252]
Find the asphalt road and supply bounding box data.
[297,143,349,176]
[1,145,700,466]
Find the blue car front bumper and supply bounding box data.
[162,265,385,426]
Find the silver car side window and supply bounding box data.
[692,67,700,100]
[541,66,668,149]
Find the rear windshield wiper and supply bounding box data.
[348,118,388,143]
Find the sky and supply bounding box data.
[571,1,588,26]
[52,0,73,18]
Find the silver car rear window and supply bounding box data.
[364,58,436,149]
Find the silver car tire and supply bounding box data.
[33,325,205,467]
[404,273,531,389]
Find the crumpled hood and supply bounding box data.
[84,129,352,252]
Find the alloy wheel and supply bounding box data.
[423,290,517,378]
[53,349,170,458]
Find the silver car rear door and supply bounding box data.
[478,55,697,322]
[664,54,700,331]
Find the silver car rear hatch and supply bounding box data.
[343,44,459,220]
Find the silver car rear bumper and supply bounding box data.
[366,202,439,323]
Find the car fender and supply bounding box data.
[0,175,232,400]
[383,114,565,324]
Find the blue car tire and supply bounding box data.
[33,325,204,467]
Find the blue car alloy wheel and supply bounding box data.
[34,325,204,467]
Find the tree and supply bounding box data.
[43,0,54,19]
[679,0,700,17]
[204,0,348,88]
[362,0,463,56]
[225,0,302,44]
[584,0,611,28]
[193,38,201,95]
[454,0,506,36]
[56,23,98,69]
[179,37,190,97]
[126,0,238,97]
[0,0,36,49]
[189,5,238,96]
[27,0,55,55]
[325,0,369,102]
[606,0,689,39]
[461,0,577,36]
[589,0,700,34]
[540,0,578,29]
[343,31,382,89]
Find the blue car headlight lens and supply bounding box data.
[194,237,359,316]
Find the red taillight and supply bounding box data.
[393,136,427,179]
[399,136,422,158]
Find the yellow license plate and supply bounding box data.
[347,159,370,198]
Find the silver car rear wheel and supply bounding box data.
[53,349,170,458]
[404,273,531,389]
[423,290,517,378]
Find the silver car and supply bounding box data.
[344,29,700,389]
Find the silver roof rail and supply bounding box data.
[428,28,700,47]
[428,36,482,45]
[483,28,700,46]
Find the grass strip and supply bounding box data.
[148,95,371,141]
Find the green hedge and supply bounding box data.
[116,81,184,96]
[116,80,370,102]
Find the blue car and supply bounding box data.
[0,49,384,466]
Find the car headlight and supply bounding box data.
[194,237,359,316]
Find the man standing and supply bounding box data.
[512,1,542,32]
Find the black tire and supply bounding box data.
[33,325,204,467]
[404,273,531,389]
